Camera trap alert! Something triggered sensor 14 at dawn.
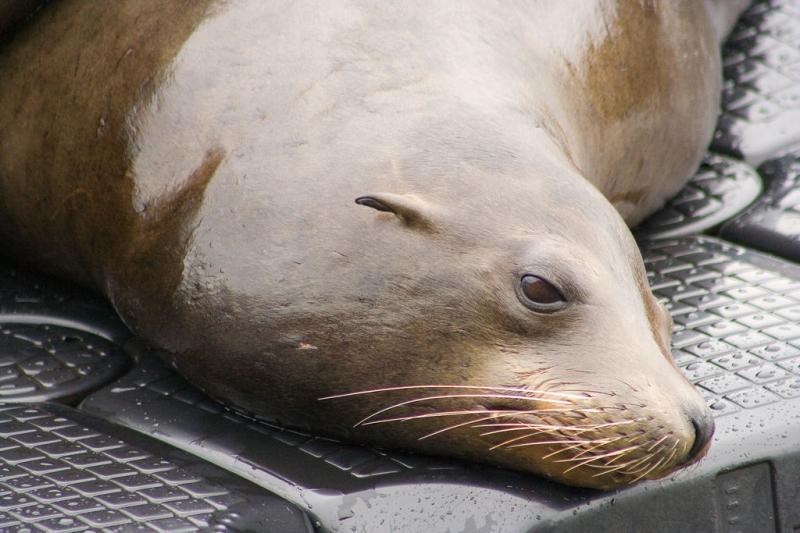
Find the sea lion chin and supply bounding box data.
[0,0,747,490]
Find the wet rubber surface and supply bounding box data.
[636,154,761,239]
[721,149,800,262]
[712,0,800,165]
[0,324,128,404]
[0,403,313,532]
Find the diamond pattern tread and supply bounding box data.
[641,236,800,416]
[711,0,800,166]
[635,154,761,239]
[0,264,132,403]
[0,403,313,532]
[0,264,130,343]
[0,324,128,403]
[719,149,800,262]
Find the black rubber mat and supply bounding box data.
[642,236,800,416]
[0,264,130,343]
[712,0,800,165]
[0,403,313,532]
[0,324,128,404]
[720,149,800,261]
[635,154,761,239]
[76,236,800,532]
[0,265,131,404]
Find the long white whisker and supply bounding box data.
[590,454,647,477]
[569,436,626,460]
[478,422,613,433]
[502,437,606,450]
[661,445,678,468]
[646,435,669,452]
[489,432,545,450]
[556,443,642,466]
[630,456,666,483]
[354,393,574,426]
[360,409,530,426]
[320,384,589,401]
[545,439,599,460]
[620,454,656,475]
[418,414,498,440]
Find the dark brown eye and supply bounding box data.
[518,274,566,311]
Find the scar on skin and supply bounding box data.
[297,342,319,350]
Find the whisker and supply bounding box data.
[590,455,647,477]
[508,435,617,450]
[567,437,625,460]
[630,456,667,483]
[418,415,498,440]
[320,384,589,401]
[620,454,656,475]
[494,425,573,444]
[475,417,641,434]
[586,444,642,470]
[661,445,678,468]
[542,441,588,460]
[668,436,680,453]
[360,408,529,426]
[563,447,632,474]
[489,432,549,450]
[603,446,636,466]
[498,437,595,451]
[475,421,601,436]
[555,443,641,465]
[354,393,574,426]
[483,423,614,433]
[622,459,652,478]
[646,435,668,452]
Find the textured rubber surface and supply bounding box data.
[0,264,131,404]
[711,0,800,165]
[0,403,313,532]
[720,150,800,261]
[0,324,128,403]
[77,238,800,532]
[0,264,130,343]
[635,154,761,239]
[642,236,800,415]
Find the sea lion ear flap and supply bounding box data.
[355,193,437,231]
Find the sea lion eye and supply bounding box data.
[518,274,566,311]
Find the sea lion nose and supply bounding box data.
[686,408,715,462]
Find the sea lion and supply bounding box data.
[0,0,747,489]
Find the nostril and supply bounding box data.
[687,410,715,462]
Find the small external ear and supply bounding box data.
[355,193,438,231]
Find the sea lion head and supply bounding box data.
[103,104,714,491]
[116,117,715,491]
[310,166,714,490]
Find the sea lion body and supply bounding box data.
[0,0,746,489]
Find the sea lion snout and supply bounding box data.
[686,406,715,462]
